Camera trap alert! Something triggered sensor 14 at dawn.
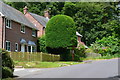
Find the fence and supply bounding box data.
[9,52,60,62]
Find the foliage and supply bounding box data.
[2,67,13,78]
[0,49,14,78]
[74,2,118,45]
[81,53,120,61]
[6,2,65,17]
[38,36,46,52]
[91,36,120,56]
[46,15,77,48]
[62,2,77,17]
[85,48,94,53]
[60,49,72,61]
[74,44,86,61]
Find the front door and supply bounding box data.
[21,45,25,52]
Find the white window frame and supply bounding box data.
[21,24,25,33]
[15,43,18,52]
[6,41,11,52]
[32,46,36,52]
[6,18,11,29]
[32,29,36,37]
[27,46,36,52]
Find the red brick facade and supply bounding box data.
[25,13,44,37]
[1,17,37,52]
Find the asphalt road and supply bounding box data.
[14,58,119,78]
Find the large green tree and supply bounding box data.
[46,15,77,49]
[73,2,118,45]
[45,15,77,60]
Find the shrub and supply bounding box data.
[60,49,72,61]
[2,67,13,78]
[74,44,86,61]
[38,36,47,52]
[91,36,120,56]
[85,48,94,53]
[1,49,14,78]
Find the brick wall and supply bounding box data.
[5,20,37,52]
[25,13,44,37]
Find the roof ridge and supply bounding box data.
[29,12,48,27]
[1,1,23,15]
[29,12,45,18]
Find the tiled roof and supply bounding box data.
[0,1,38,30]
[29,12,49,27]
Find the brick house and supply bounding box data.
[23,6,49,37]
[76,31,88,48]
[0,1,38,52]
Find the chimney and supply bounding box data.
[44,10,50,19]
[23,6,28,14]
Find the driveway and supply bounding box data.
[14,58,119,78]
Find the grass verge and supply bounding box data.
[14,61,83,68]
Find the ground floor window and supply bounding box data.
[6,41,11,51]
[32,46,35,52]
[28,46,36,52]
[15,43,18,52]
[28,46,31,52]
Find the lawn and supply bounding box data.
[14,61,83,68]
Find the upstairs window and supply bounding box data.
[32,29,36,37]
[6,18,11,29]
[21,24,25,33]
[6,41,11,51]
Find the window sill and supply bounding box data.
[32,35,36,37]
[6,26,12,29]
[21,31,25,34]
[15,50,18,52]
[6,50,11,52]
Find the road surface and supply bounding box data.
[14,58,119,78]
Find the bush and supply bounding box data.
[85,48,94,53]
[38,36,47,52]
[91,36,120,56]
[60,49,72,61]
[0,49,14,78]
[74,44,86,61]
[2,67,13,78]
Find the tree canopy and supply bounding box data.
[46,15,77,48]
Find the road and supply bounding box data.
[14,58,119,78]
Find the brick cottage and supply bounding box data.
[0,1,38,52]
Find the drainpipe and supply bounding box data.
[2,17,5,49]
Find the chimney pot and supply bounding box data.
[44,10,50,19]
[23,6,28,14]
